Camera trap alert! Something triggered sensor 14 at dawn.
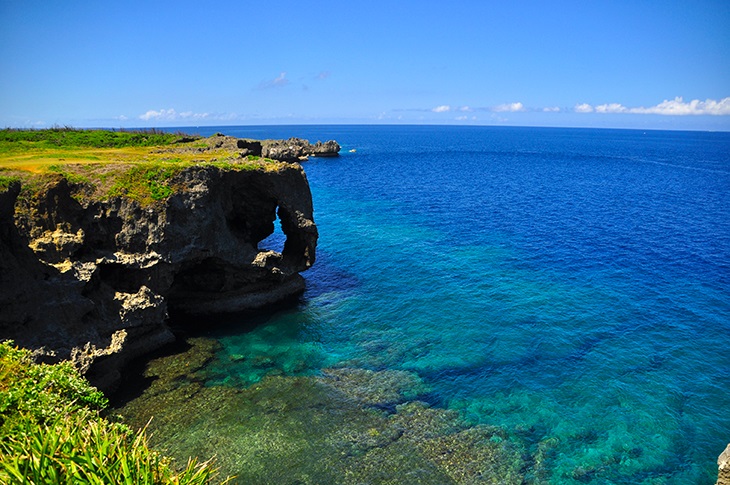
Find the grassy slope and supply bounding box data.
[0,128,186,171]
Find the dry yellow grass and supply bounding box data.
[0,145,276,172]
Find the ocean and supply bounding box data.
[115,125,730,484]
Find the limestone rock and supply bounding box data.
[262,137,340,162]
[155,133,262,158]
[310,140,341,157]
[719,443,730,485]
[0,158,317,392]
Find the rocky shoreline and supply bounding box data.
[0,134,338,392]
[719,444,730,485]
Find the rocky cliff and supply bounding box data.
[719,444,730,485]
[0,155,317,392]
[262,137,341,162]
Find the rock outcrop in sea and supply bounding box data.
[0,142,318,392]
[261,137,341,162]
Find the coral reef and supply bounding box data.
[113,338,526,485]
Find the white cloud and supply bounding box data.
[258,72,290,89]
[419,97,729,118]
[179,111,212,120]
[138,108,213,121]
[576,97,730,116]
[140,109,176,121]
[493,102,525,113]
[595,103,628,113]
[631,97,730,115]
[272,72,288,86]
[432,105,472,113]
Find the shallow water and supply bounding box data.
[117,125,730,484]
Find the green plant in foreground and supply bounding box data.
[0,341,230,484]
[1,411,222,485]
[0,342,107,425]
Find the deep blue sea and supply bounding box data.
[159,125,729,483]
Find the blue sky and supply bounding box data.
[1,0,729,130]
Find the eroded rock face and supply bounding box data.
[0,163,317,391]
[262,137,341,162]
[719,444,730,485]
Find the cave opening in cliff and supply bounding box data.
[258,207,286,255]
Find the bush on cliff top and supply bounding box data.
[0,341,230,484]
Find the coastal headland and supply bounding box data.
[0,129,338,391]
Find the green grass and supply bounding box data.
[0,175,20,192]
[7,159,272,210]
[107,163,183,206]
[0,341,231,484]
[1,129,283,208]
[47,164,92,185]
[0,127,188,150]
[104,161,269,206]
[0,128,198,172]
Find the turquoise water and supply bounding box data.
[165,125,729,483]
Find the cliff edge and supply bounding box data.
[719,444,730,485]
[0,138,318,391]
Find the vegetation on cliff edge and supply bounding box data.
[0,341,231,484]
[0,128,281,207]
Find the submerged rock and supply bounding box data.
[321,367,430,407]
[112,338,526,484]
[0,158,317,392]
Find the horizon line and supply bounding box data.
[5,122,729,135]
